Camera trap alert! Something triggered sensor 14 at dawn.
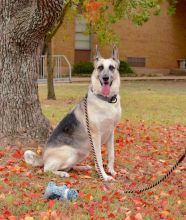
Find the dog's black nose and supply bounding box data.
[103,76,109,82]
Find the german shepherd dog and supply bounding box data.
[24,47,121,181]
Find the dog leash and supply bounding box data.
[84,94,186,193]
[84,94,105,181]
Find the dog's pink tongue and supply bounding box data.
[101,84,110,96]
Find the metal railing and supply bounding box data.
[39,55,72,82]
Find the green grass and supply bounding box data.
[0,80,185,219]
[39,81,186,125]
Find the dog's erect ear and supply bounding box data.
[112,46,120,67]
[95,45,101,61]
[112,46,119,60]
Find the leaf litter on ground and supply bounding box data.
[0,120,185,219]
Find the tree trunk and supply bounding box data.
[46,38,56,100]
[0,0,65,142]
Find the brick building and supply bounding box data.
[51,1,186,75]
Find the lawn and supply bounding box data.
[0,81,186,219]
[40,81,186,125]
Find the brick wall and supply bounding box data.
[52,1,186,69]
[52,17,75,65]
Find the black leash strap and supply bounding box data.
[123,149,186,193]
[84,95,105,181]
[84,95,186,193]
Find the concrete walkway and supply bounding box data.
[38,76,186,84]
[71,76,186,83]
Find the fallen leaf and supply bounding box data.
[180,191,186,199]
[135,213,143,220]
[48,200,55,209]
[25,217,34,220]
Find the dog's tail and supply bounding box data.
[24,150,44,167]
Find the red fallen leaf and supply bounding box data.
[3,178,9,184]
[19,161,28,169]
[102,195,109,202]
[160,199,168,209]
[8,216,17,220]
[0,151,4,158]
[100,184,110,192]
[86,194,94,201]
[7,160,15,165]
[116,137,124,143]
[2,209,11,218]
[180,190,186,199]
[12,150,23,159]
[168,189,175,195]
[20,180,30,188]
[30,192,40,199]
[0,215,6,220]
[70,173,79,179]
[0,166,5,171]
[63,181,72,187]
[135,213,143,220]
[72,202,78,210]
[25,172,33,179]
[87,204,95,216]
[108,213,116,218]
[78,191,85,199]
[10,165,22,173]
[50,210,62,220]
[25,217,34,220]
[39,212,50,220]
[113,191,122,200]
[48,200,55,209]
[124,217,131,220]
[132,197,145,207]
[160,210,170,218]
[4,172,10,177]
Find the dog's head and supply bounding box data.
[91,46,120,97]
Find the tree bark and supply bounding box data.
[0,0,65,142]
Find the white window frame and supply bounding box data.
[75,16,91,50]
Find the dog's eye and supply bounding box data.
[98,65,104,71]
[109,65,115,71]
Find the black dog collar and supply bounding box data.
[89,87,118,103]
[95,94,117,103]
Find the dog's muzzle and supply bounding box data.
[102,76,109,84]
[99,75,113,97]
[99,75,113,87]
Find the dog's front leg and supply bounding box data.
[106,131,117,176]
[92,133,114,181]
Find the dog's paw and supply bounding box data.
[24,150,35,165]
[108,167,117,177]
[103,175,115,182]
[109,169,117,177]
[86,165,92,170]
[59,172,70,178]
[53,171,70,178]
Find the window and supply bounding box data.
[127,57,146,67]
[75,17,91,50]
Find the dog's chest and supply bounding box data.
[89,97,121,130]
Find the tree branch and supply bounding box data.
[42,1,71,55]
[37,0,65,28]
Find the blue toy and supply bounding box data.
[44,182,78,201]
